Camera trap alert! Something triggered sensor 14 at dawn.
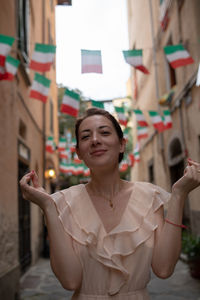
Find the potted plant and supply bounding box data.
[182,231,200,278]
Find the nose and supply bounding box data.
[91,132,100,146]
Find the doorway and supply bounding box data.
[18,159,31,273]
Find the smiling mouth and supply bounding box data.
[90,150,107,156]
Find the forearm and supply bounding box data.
[43,200,82,290]
[152,190,186,278]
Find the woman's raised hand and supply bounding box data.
[172,158,200,197]
[20,170,52,211]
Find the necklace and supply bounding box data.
[88,182,122,210]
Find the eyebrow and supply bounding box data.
[80,125,111,134]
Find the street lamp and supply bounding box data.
[45,168,56,179]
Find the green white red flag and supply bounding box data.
[58,137,67,152]
[91,100,104,109]
[163,110,173,129]
[133,109,148,127]
[163,44,194,69]
[114,106,128,127]
[159,0,170,30]
[133,143,140,162]
[59,162,72,174]
[83,165,90,177]
[128,153,135,167]
[73,153,82,164]
[119,158,129,173]
[81,49,102,73]
[70,138,76,153]
[46,136,55,153]
[30,73,51,103]
[29,43,56,72]
[0,34,15,67]
[59,149,69,159]
[123,49,149,74]
[60,89,80,117]
[0,55,20,80]
[123,127,129,142]
[148,111,165,132]
[137,126,148,140]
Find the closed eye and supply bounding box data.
[81,135,90,140]
[101,131,110,135]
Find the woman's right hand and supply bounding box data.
[20,170,52,211]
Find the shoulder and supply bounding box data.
[51,184,85,203]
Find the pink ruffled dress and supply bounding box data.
[51,182,170,300]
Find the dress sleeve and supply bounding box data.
[151,183,171,212]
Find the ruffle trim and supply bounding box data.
[51,182,170,295]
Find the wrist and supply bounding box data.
[171,185,188,200]
[42,196,55,214]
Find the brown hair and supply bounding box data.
[75,108,124,163]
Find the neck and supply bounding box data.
[88,166,122,197]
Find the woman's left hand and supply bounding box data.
[172,158,200,197]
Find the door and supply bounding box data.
[18,159,31,273]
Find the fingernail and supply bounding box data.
[31,170,35,174]
[188,158,192,161]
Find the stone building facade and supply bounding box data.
[126,0,200,234]
[0,1,59,299]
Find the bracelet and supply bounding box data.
[165,218,188,229]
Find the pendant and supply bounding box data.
[109,200,114,208]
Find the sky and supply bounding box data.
[55,0,130,101]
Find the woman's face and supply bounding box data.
[76,115,125,169]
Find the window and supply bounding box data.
[17,0,29,63]
[148,159,154,184]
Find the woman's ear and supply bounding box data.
[120,138,126,153]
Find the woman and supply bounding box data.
[20,108,200,299]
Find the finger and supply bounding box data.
[187,158,200,167]
[31,171,40,188]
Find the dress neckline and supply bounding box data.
[82,183,135,235]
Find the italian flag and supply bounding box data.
[123,127,129,142]
[91,100,104,109]
[3,56,20,80]
[137,126,148,140]
[133,144,140,162]
[29,43,56,72]
[70,139,76,153]
[164,44,194,69]
[119,158,129,173]
[163,110,173,129]
[73,153,82,164]
[133,109,148,127]
[83,165,90,177]
[46,136,55,153]
[59,149,69,159]
[59,162,71,174]
[60,89,80,117]
[114,106,128,127]
[30,73,51,103]
[0,34,15,67]
[148,111,165,132]
[58,137,67,152]
[128,153,135,167]
[123,49,149,74]
[81,49,102,74]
